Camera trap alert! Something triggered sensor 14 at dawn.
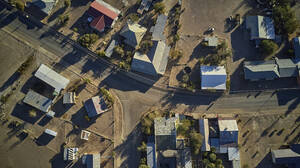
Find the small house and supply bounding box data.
[200,66,227,90]
[88,0,121,32]
[271,145,300,168]
[82,153,101,168]
[27,0,57,19]
[105,40,117,58]
[44,128,57,137]
[84,96,108,118]
[204,36,218,47]
[218,119,238,145]
[151,14,168,41]
[199,119,210,151]
[245,15,275,41]
[120,22,147,48]
[137,0,153,14]
[81,130,91,140]
[154,117,177,151]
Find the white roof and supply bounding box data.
[200,66,227,90]
[218,119,238,132]
[199,119,210,151]
[228,147,240,161]
[35,64,70,93]
[44,129,57,136]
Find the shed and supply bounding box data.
[63,147,79,161]
[23,90,52,112]
[200,66,227,90]
[204,36,218,47]
[34,64,70,93]
[218,119,238,145]
[152,14,168,41]
[245,15,275,40]
[243,60,279,81]
[293,37,300,58]
[147,142,157,168]
[63,92,76,104]
[81,130,91,140]
[44,129,57,137]
[276,58,299,78]
[199,119,210,151]
[84,96,108,118]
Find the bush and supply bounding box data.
[260,40,278,56]
[177,119,191,136]
[100,87,114,105]
[57,15,70,27]
[118,61,130,71]
[138,164,149,168]
[97,51,106,57]
[173,34,180,42]
[113,46,125,57]
[128,13,139,22]
[215,158,222,165]
[216,164,224,168]
[17,55,34,74]
[64,0,71,7]
[29,110,37,118]
[170,50,182,60]
[206,163,216,168]
[16,1,24,11]
[273,5,298,35]
[73,27,78,32]
[153,2,165,14]
[141,111,161,135]
[203,158,210,165]
[211,147,216,153]
[139,40,153,54]
[138,141,147,152]
[209,153,217,162]
[189,130,203,154]
[78,34,99,48]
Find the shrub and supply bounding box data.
[211,147,216,153]
[78,34,99,48]
[203,158,210,165]
[57,15,70,27]
[139,40,153,54]
[138,164,149,168]
[100,87,114,105]
[128,13,139,22]
[209,153,217,162]
[206,163,216,168]
[118,61,130,71]
[189,130,203,154]
[97,51,106,57]
[173,34,180,42]
[137,141,147,152]
[259,40,278,56]
[29,109,37,118]
[170,50,182,60]
[216,158,223,165]
[177,119,191,136]
[216,164,224,168]
[17,55,34,74]
[113,46,124,57]
[64,0,71,7]
[153,2,165,14]
[16,1,25,11]
[73,27,78,32]
[141,111,161,135]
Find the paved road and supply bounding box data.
[0,4,300,136]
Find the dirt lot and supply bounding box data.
[238,112,300,168]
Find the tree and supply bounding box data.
[216,164,224,168]
[16,1,25,12]
[138,164,149,168]
[29,109,37,118]
[97,50,106,57]
[189,130,203,154]
[153,2,165,14]
[202,158,210,165]
[113,46,125,57]
[173,34,180,42]
[209,153,217,162]
[137,141,147,152]
[273,5,298,34]
[259,40,278,56]
[78,34,99,48]
[128,13,139,22]
[139,40,153,54]
[57,14,69,27]
[177,119,191,136]
[170,50,182,59]
[206,163,216,168]
[64,0,71,8]
[215,158,223,165]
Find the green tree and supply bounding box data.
[209,153,217,162]
[57,14,69,27]
[259,40,279,56]
[138,164,149,168]
[78,34,99,48]
[29,109,37,118]
[97,50,106,57]
[137,141,147,152]
[216,164,224,168]
[16,1,25,12]
[273,5,298,34]
[64,0,71,7]
[128,13,139,22]
[153,2,165,14]
[177,119,191,136]
[203,158,210,165]
[206,163,216,168]
[139,40,153,54]
[189,130,203,155]
[113,46,125,57]
[215,158,222,165]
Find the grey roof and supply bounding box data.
[272,149,300,160]
[31,0,57,15]
[23,90,52,112]
[293,37,300,58]
[204,36,218,47]
[63,147,78,161]
[152,14,168,41]
[276,58,299,77]
[200,66,227,90]
[199,119,210,151]
[120,22,147,48]
[86,153,101,168]
[84,96,107,118]
[105,40,117,58]
[243,60,280,80]
[245,15,275,40]
[35,64,70,93]
[147,142,157,168]
[131,40,170,75]
[181,148,192,168]
[63,92,75,104]
[228,147,240,161]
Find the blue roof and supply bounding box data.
[293,37,300,58]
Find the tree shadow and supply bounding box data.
[47,7,67,23]
[0,11,18,29]
[70,0,89,8]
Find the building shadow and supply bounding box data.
[11,104,44,124]
[47,7,67,23]
[256,152,277,168]
[36,131,56,146]
[37,115,52,126]
[51,97,73,118]
[70,107,96,129]
[0,71,20,92]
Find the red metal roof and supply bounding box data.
[90,1,118,20]
[90,15,105,32]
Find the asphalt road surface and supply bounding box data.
[0,4,300,137]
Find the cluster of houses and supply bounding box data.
[146,115,240,168]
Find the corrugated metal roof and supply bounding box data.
[294,37,300,58]
[84,96,107,118]
[120,22,147,48]
[31,0,56,15]
[90,0,120,19]
[147,143,157,168]
[105,40,117,58]
[200,66,227,90]
[23,90,52,112]
[199,119,210,151]
[245,16,275,40]
[34,64,69,93]
[152,14,167,41]
[243,60,280,80]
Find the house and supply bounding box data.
[245,15,275,40]
[151,14,168,41]
[154,117,177,151]
[63,92,76,104]
[147,142,157,168]
[120,22,147,48]
[131,40,170,76]
[218,119,239,146]
[63,147,79,161]
[293,37,300,58]
[88,0,120,32]
[204,36,219,47]
[137,0,153,14]
[200,66,227,90]
[84,96,108,118]
[243,58,300,81]
[34,64,70,94]
[271,144,300,168]
[27,0,57,17]
[199,119,210,151]
[23,90,52,112]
